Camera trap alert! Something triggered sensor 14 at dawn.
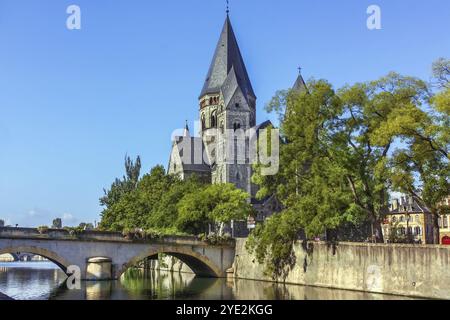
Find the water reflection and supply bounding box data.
[0,262,417,300]
[0,262,66,300]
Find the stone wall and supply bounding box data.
[148,255,194,274]
[233,238,450,299]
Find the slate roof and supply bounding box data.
[172,136,211,172]
[292,73,308,93]
[199,15,255,101]
[388,196,430,214]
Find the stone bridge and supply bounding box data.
[0,227,235,280]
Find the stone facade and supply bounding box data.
[167,15,286,234]
[168,15,258,197]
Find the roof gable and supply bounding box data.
[199,16,255,100]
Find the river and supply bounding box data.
[0,261,415,300]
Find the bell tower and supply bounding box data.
[198,14,256,194]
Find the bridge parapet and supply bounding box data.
[0,227,235,248]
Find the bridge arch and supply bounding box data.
[118,246,223,279]
[0,253,18,261]
[0,246,72,274]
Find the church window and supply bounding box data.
[209,97,213,105]
[201,115,206,131]
[220,121,224,134]
[235,103,240,108]
[211,113,217,128]
[233,122,241,131]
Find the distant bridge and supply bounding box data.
[0,227,235,280]
[0,252,43,262]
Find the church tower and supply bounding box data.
[198,14,256,195]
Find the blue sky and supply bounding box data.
[0,0,449,227]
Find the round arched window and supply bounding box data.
[201,115,206,131]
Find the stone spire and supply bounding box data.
[199,15,255,101]
[292,67,308,93]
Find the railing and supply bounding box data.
[0,227,235,246]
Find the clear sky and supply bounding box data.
[0,0,449,227]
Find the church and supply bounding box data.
[168,13,306,233]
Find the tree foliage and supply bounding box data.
[99,158,251,236]
[176,183,252,235]
[248,59,450,278]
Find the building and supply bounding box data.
[438,196,450,244]
[168,13,303,233]
[168,14,264,196]
[383,195,450,245]
[382,195,434,244]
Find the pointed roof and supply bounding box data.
[199,16,255,100]
[292,73,308,93]
[183,120,190,137]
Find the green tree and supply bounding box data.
[78,222,94,230]
[249,80,354,279]
[337,72,430,242]
[147,175,203,231]
[100,155,141,208]
[385,59,449,243]
[249,66,449,276]
[99,155,141,230]
[176,183,252,236]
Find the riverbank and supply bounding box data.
[232,238,450,300]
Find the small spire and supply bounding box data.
[226,0,229,15]
[183,120,190,137]
[292,67,308,93]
